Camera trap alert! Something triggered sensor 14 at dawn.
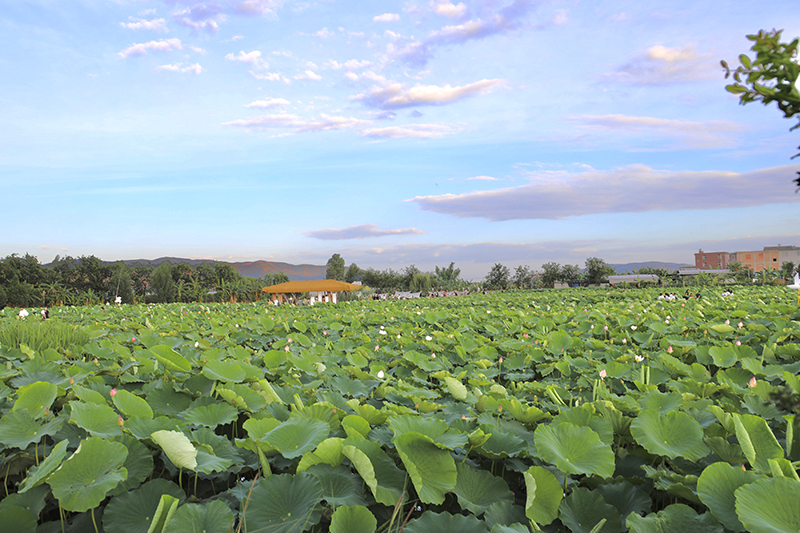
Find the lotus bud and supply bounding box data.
[736,340,742,346]
[749,376,757,388]
[599,369,607,378]
[110,388,117,397]
[667,346,673,354]
[377,370,385,379]
[118,416,124,427]
[131,337,136,342]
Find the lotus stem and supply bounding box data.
[91,507,99,533]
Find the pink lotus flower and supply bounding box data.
[110,388,117,397]
[622,338,627,344]
[725,319,730,325]
[736,340,742,346]
[738,322,744,329]
[749,376,757,388]
[599,369,607,378]
[667,346,673,354]
[118,416,124,427]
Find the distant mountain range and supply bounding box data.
[120,257,326,281]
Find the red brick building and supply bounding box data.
[694,249,731,270]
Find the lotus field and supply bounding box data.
[0,286,799,533]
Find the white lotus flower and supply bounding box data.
[194,341,200,348]
[635,355,644,362]
[377,370,385,379]
[425,335,432,341]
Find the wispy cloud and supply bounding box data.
[156,63,203,74]
[433,1,468,20]
[225,50,267,68]
[120,17,168,32]
[245,97,291,108]
[408,163,800,220]
[606,44,715,85]
[467,175,499,181]
[353,79,502,109]
[222,113,369,134]
[294,70,322,81]
[361,123,460,139]
[573,114,745,149]
[118,38,182,59]
[303,224,425,240]
[373,13,400,22]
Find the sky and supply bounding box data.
[2,0,800,280]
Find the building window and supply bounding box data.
[703,262,707,267]
[703,255,706,259]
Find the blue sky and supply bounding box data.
[2,0,799,279]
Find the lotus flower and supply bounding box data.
[377,370,385,379]
[667,346,673,354]
[749,376,757,388]
[599,369,607,378]
[736,340,742,346]
[425,335,432,341]
[194,341,200,348]
[635,355,644,362]
[110,388,117,397]
[738,322,744,329]
[631,325,637,330]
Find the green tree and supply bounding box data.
[728,261,755,284]
[484,263,510,290]
[326,254,345,281]
[539,262,562,288]
[560,264,581,287]
[151,262,176,303]
[512,265,533,289]
[780,261,796,282]
[723,29,800,188]
[584,257,616,285]
[344,263,362,283]
[110,262,134,304]
[434,262,462,290]
[409,273,432,293]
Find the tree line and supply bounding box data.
[0,254,289,308]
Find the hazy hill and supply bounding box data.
[121,257,326,281]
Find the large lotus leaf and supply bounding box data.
[261,417,330,459]
[242,473,323,533]
[243,417,282,440]
[0,507,36,533]
[306,464,367,507]
[113,389,154,419]
[732,414,783,473]
[523,465,561,526]
[329,505,377,533]
[72,385,108,405]
[490,525,530,533]
[594,481,652,524]
[297,437,346,472]
[146,387,193,418]
[349,402,388,426]
[453,462,514,515]
[403,511,490,533]
[709,346,738,368]
[638,390,683,416]
[342,415,371,439]
[477,428,527,459]
[163,500,234,533]
[734,477,800,533]
[183,402,238,428]
[342,439,405,507]
[69,401,122,438]
[626,504,723,533]
[485,501,528,530]
[0,410,65,449]
[388,415,467,450]
[291,403,340,433]
[534,422,615,478]
[194,450,232,474]
[394,432,457,505]
[443,376,468,401]
[0,485,49,520]
[147,493,180,533]
[149,345,192,373]
[151,430,197,470]
[704,437,745,465]
[102,478,185,533]
[108,434,155,495]
[696,461,759,532]
[559,487,621,533]
[18,439,69,492]
[201,359,246,383]
[13,381,58,419]
[551,405,614,445]
[630,410,709,461]
[191,427,242,465]
[126,416,186,441]
[47,437,128,513]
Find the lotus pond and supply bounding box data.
[0,286,799,533]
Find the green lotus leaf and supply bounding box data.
[394,432,457,505]
[0,507,36,533]
[126,416,187,441]
[734,477,800,533]
[403,511,490,533]
[70,401,122,438]
[389,415,467,450]
[630,410,709,461]
[349,402,388,425]
[453,462,514,516]
[329,505,376,533]
[47,437,128,513]
[0,410,65,449]
[704,437,745,465]
[490,525,530,533]
[146,386,193,418]
[201,359,246,383]
[546,330,573,355]
[194,449,232,474]
[151,430,197,470]
[243,417,282,440]
[551,405,614,445]
[732,413,783,473]
[342,415,371,439]
[342,439,405,507]
[149,345,192,374]
[477,429,526,459]
[485,501,528,530]
[297,437,345,472]
[638,390,683,415]
[102,478,185,533]
[72,385,108,405]
[18,439,69,493]
[183,402,239,428]
[111,434,156,494]
[444,376,468,401]
[523,465,561,526]
[696,461,759,532]
[534,422,615,478]
[13,381,58,419]
[261,417,330,459]
[241,473,323,533]
[709,346,738,368]
[113,389,154,419]
[626,503,724,533]
[163,500,234,533]
[306,464,367,507]
[0,485,49,520]
[560,487,621,533]
[147,493,180,533]
[594,481,652,523]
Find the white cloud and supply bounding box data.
[172,6,224,33]
[225,50,266,67]
[120,17,168,32]
[156,62,203,74]
[236,0,286,17]
[408,163,800,220]
[353,79,502,109]
[434,1,467,19]
[251,71,291,83]
[345,72,359,81]
[294,70,322,81]
[361,123,460,139]
[118,38,182,59]
[303,223,425,240]
[374,13,401,22]
[245,97,291,108]
[222,113,368,134]
[609,44,715,84]
[467,175,499,181]
[314,27,335,38]
[188,45,208,55]
[232,35,244,40]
